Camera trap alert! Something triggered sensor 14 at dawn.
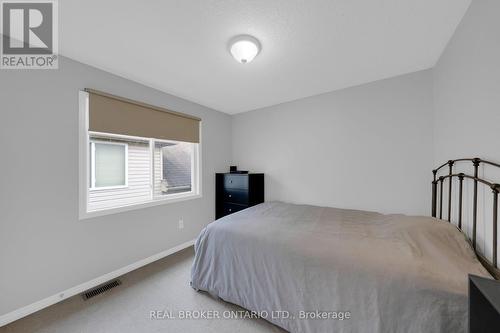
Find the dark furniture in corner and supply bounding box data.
[216,173,264,219]
[469,274,500,333]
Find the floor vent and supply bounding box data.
[82,279,121,300]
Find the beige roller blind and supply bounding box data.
[86,89,201,143]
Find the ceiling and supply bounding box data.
[60,0,471,114]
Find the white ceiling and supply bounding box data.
[60,0,471,114]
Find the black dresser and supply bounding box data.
[469,274,500,332]
[216,173,264,219]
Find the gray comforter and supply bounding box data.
[191,202,491,332]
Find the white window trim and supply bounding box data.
[78,91,203,220]
[89,140,129,191]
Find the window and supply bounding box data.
[154,141,194,196]
[79,90,201,218]
[90,141,127,189]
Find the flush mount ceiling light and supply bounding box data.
[229,35,261,64]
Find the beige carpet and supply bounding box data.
[1,247,285,333]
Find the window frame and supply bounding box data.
[79,91,202,220]
[89,140,129,191]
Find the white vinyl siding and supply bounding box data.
[88,142,151,211]
[153,147,163,198]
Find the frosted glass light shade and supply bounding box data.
[229,35,261,64]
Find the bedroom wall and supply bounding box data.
[433,0,500,260]
[433,0,500,163]
[0,56,232,316]
[231,70,434,216]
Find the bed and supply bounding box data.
[191,158,499,332]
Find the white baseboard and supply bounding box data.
[0,239,196,327]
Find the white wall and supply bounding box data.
[433,0,500,261]
[0,56,232,316]
[232,70,434,216]
[433,0,500,163]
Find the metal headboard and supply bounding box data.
[432,158,500,279]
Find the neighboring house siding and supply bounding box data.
[88,141,191,210]
[88,142,151,211]
[153,147,163,198]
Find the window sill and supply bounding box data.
[79,193,202,220]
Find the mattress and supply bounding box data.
[191,201,491,332]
